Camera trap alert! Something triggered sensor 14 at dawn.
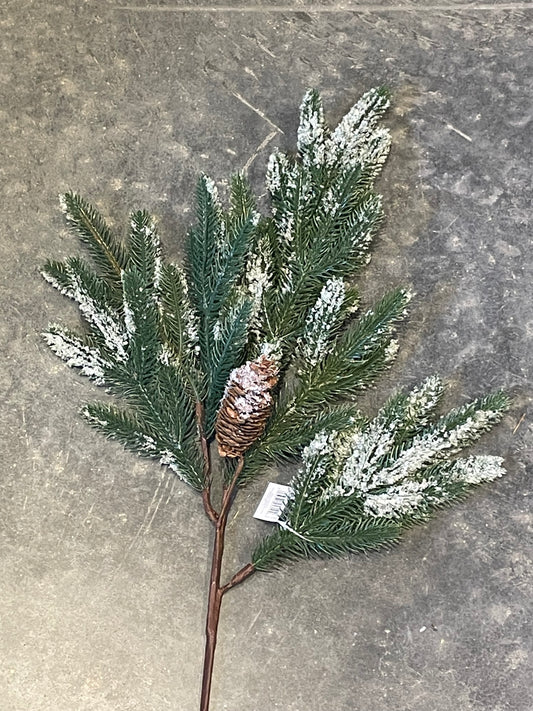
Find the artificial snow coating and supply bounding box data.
[297,90,327,168]
[282,376,507,525]
[161,265,200,353]
[42,264,129,362]
[302,278,346,366]
[246,239,272,320]
[203,174,219,203]
[43,328,110,384]
[225,357,276,421]
[327,88,391,170]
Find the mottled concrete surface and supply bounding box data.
[1,2,531,710]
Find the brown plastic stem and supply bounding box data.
[199,526,225,711]
[202,488,218,525]
[196,401,218,525]
[199,456,254,711]
[220,562,255,594]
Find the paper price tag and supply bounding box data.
[254,482,292,523]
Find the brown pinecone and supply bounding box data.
[215,354,279,458]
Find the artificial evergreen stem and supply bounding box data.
[43,89,510,711]
[200,456,248,711]
[200,532,224,711]
[221,562,255,594]
[202,488,218,525]
[197,401,218,524]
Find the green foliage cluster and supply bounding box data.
[253,379,508,570]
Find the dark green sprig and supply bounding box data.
[83,400,203,490]
[59,191,129,288]
[186,174,260,428]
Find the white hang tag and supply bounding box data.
[254,482,292,523]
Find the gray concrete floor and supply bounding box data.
[1,1,532,710]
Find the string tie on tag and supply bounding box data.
[278,520,312,542]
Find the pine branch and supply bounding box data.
[299,287,409,394]
[261,382,508,561]
[42,88,511,711]
[60,192,129,288]
[43,256,129,360]
[252,516,401,572]
[186,174,259,429]
[263,168,383,344]
[83,401,203,490]
[119,210,169,386]
[186,175,223,322]
[121,267,160,381]
[205,297,254,435]
[252,383,508,571]
[159,262,204,398]
[45,199,205,491]
[42,324,112,385]
[254,288,410,454]
[186,175,257,351]
[262,87,391,347]
[128,210,161,286]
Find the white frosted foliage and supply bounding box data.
[327,88,391,170]
[247,243,271,319]
[141,435,157,453]
[159,449,185,480]
[302,429,337,469]
[286,429,340,508]
[363,478,437,518]
[58,193,68,214]
[212,319,223,342]
[43,265,129,361]
[280,213,294,243]
[43,329,109,384]
[266,152,302,244]
[383,339,399,363]
[334,418,399,496]
[363,455,505,520]
[298,90,327,167]
[404,375,444,425]
[448,455,505,485]
[301,278,346,366]
[285,376,506,525]
[266,151,286,194]
[367,407,501,490]
[202,174,220,204]
[260,340,283,362]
